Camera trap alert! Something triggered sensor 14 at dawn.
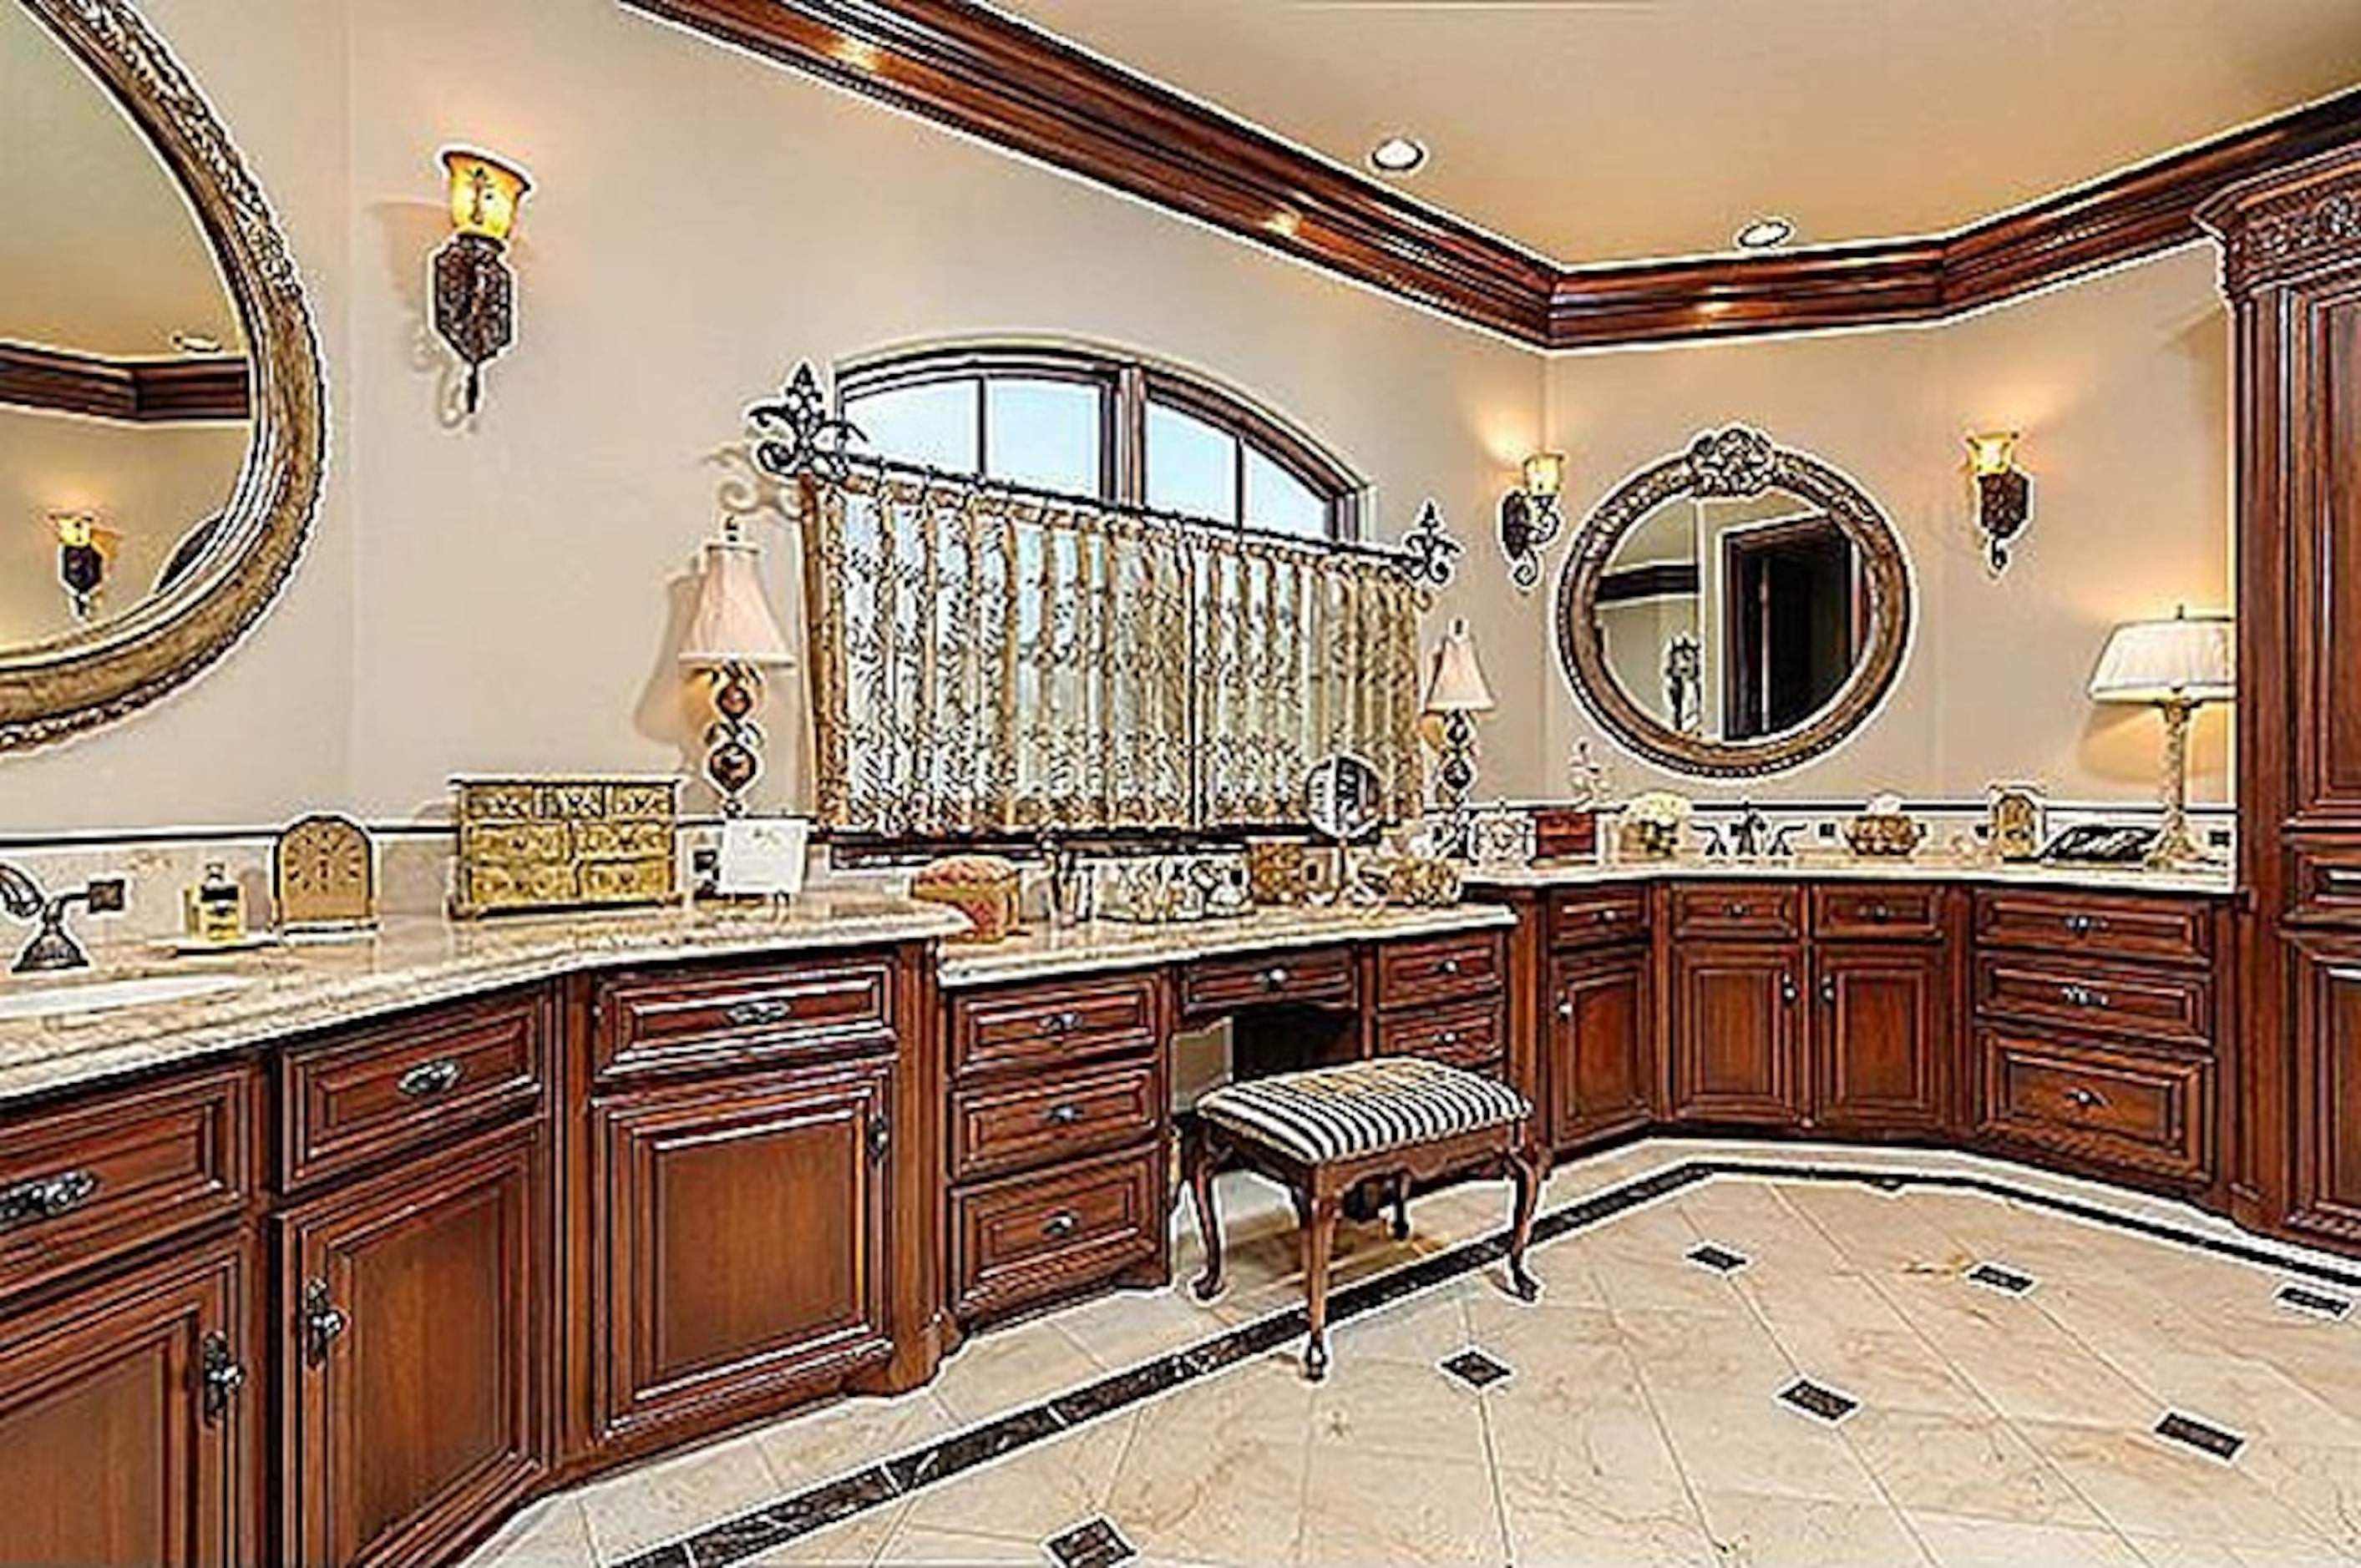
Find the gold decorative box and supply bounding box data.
[911,854,1022,944]
[1844,812,1927,858]
[451,775,681,918]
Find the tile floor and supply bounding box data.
[464,1143,2361,1567]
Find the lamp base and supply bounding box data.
[2142,695,2217,871]
[702,663,767,817]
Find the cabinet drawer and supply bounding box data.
[1373,930,1504,1011]
[1374,996,1506,1073]
[1978,1029,2210,1182]
[1973,889,2212,968]
[1180,945,1356,1018]
[951,1145,1162,1322]
[1550,887,1650,949]
[951,973,1160,1080]
[0,1063,253,1305]
[2288,838,2361,928]
[596,956,896,1081]
[1973,955,2212,1050]
[1671,883,1803,942]
[281,989,548,1190]
[1812,885,1944,942]
[952,1060,1162,1181]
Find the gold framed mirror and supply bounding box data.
[1555,427,1912,778]
[1,0,326,750]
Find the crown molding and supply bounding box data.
[0,340,252,422]
[621,0,2361,348]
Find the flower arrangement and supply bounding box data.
[1623,791,1693,858]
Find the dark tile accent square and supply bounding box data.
[1439,1348,1512,1388]
[1685,1242,1750,1274]
[2156,1412,2246,1462]
[1776,1378,1859,1424]
[2276,1283,2354,1321]
[1966,1261,2038,1297]
[1046,1515,1137,1568]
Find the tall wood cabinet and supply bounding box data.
[2201,145,2361,1245]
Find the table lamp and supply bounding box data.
[681,519,794,816]
[2089,608,2235,869]
[1424,618,1497,852]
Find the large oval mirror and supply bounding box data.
[0,0,324,750]
[1556,428,1911,777]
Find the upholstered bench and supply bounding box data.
[1183,1056,1543,1380]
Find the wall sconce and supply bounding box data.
[433,145,530,415]
[679,518,794,817]
[1967,431,2032,573]
[1497,450,1567,592]
[49,510,109,622]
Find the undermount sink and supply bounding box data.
[0,972,253,1022]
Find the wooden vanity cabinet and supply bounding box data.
[1543,887,1654,1151]
[1668,940,1806,1126]
[1809,942,1947,1135]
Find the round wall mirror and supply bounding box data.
[1304,753,1384,845]
[1556,428,1911,777]
[1,0,325,750]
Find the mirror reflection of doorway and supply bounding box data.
[1724,516,1859,740]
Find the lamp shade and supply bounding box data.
[1424,618,1496,714]
[441,146,529,244]
[680,532,793,667]
[2089,609,2234,706]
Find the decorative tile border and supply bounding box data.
[616,1155,2361,1568]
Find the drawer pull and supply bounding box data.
[1436,957,1465,978]
[200,1332,246,1423]
[302,1278,347,1366]
[1726,903,1750,918]
[726,998,798,1028]
[2062,1085,2110,1112]
[1259,966,1292,992]
[2063,913,2108,938]
[1594,908,1621,923]
[1862,903,1893,922]
[1041,1210,1080,1240]
[0,1169,99,1232]
[396,1057,464,1098]
[1038,1009,1086,1036]
[867,1111,892,1165]
[1045,1102,1084,1126]
[1437,1030,1462,1050]
[1780,971,1799,1006]
[2059,984,2111,1010]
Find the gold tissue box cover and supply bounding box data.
[1844,812,1926,858]
[451,775,681,918]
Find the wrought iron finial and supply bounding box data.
[747,362,866,484]
[1686,427,1779,498]
[1395,498,1461,588]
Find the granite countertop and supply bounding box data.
[1464,851,2240,898]
[938,901,1520,989]
[0,896,969,1108]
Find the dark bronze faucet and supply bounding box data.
[0,865,128,974]
[1730,804,1770,858]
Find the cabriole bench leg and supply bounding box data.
[1301,1189,1340,1381]
[1504,1138,1542,1303]
[1188,1120,1226,1302]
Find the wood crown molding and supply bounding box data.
[621,0,2361,348]
[0,340,252,422]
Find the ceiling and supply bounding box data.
[993,0,2361,266]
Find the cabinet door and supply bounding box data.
[283,1119,547,1568]
[591,1059,893,1453]
[1668,943,1803,1125]
[2293,942,2361,1242]
[1811,943,1944,1134]
[1548,947,1654,1149]
[0,1237,253,1568]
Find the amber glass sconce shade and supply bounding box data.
[1498,449,1568,593]
[433,147,530,415]
[1967,431,2032,574]
[49,510,107,623]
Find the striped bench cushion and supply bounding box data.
[1195,1057,1531,1166]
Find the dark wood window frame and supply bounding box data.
[838,344,1367,542]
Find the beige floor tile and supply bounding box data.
[754,1392,963,1495]
[1592,1248,1763,1318]
[1324,1277,1472,1364]
[896,1411,1136,1544]
[1691,1488,1933,1568]
[1770,1323,1993,1420]
[463,1496,595,1568]
[1496,1463,1716,1568]
[578,1431,782,1562]
[928,1322,1110,1427]
[1907,1513,2147,1568]
[1616,1305,1796,1402]
[1127,1353,1316,1451]
[1307,1352,1490,1462]
[1651,1384,1885,1505]
[873,1523,1046,1565]
[2018,1420,2330,1550]
[2125,1534,2358,1568]
[1296,1450,1505,1568]
[1102,1433,1307,1568]
[2113,1350,2361,1449]
[1903,1310,2156,1429]
[1460,1294,1624,1375]
[1486,1373,1691,1517]
[1047,1283,1234,1371]
[1843,1407,2102,1527]
[2238,1438,2361,1559]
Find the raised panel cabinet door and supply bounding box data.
[283,1119,548,1568]
[1811,944,1944,1133]
[1668,943,1804,1125]
[2294,283,2361,817]
[0,1237,253,1568]
[593,1059,894,1450]
[1548,948,1654,1149]
[2293,942,2361,1242]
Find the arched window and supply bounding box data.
[839,344,1365,543]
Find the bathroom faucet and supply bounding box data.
[0,865,129,974]
[1730,805,1770,859]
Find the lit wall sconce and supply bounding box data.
[1497,450,1567,592]
[1967,431,2032,573]
[433,145,530,415]
[50,510,109,622]
[679,519,794,817]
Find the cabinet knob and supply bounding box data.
[1780,972,1799,1005]
[1045,1102,1084,1126]
[301,1278,347,1366]
[1259,967,1291,992]
[1556,999,1575,1021]
[1595,908,1620,923]
[1437,957,1464,978]
[396,1057,464,1098]
[1040,1009,1085,1036]
[0,1169,99,1233]
[1726,903,1750,918]
[1041,1210,1080,1240]
[866,1112,892,1165]
[726,998,796,1027]
[1437,1030,1462,1050]
[200,1331,246,1423]
[2059,984,2110,1010]
[1863,903,1892,922]
[2063,913,2106,938]
[1821,974,1837,1006]
[2062,1085,2109,1112]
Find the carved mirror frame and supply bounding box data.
[1554,427,1912,778]
[1,0,327,751]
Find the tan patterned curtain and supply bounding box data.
[803,470,1426,837]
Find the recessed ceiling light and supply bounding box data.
[1735,216,1796,251]
[1368,135,1428,176]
